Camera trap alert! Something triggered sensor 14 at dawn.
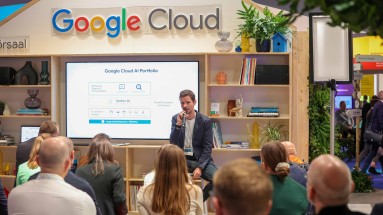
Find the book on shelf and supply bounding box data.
[210,103,220,117]
[239,57,257,85]
[247,106,279,117]
[16,108,48,116]
[221,141,249,149]
[129,185,142,211]
[211,120,223,148]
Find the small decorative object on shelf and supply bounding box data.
[227,100,236,117]
[234,40,242,52]
[24,89,41,109]
[3,104,10,116]
[14,61,38,85]
[0,100,5,115]
[229,96,243,117]
[216,71,227,84]
[247,122,260,149]
[210,103,220,116]
[215,31,233,52]
[40,61,50,85]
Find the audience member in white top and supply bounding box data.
[8,136,96,215]
[137,144,203,215]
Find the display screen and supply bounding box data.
[20,126,40,142]
[335,95,353,109]
[66,61,199,139]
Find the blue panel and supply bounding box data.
[0,3,26,23]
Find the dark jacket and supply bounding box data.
[371,203,383,215]
[76,162,127,215]
[0,179,7,215]
[318,205,366,215]
[169,111,213,170]
[370,101,383,133]
[29,171,102,215]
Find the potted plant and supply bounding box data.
[253,7,290,52]
[260,121,288,143]
[0,99,5,115]
[236,1,257,52]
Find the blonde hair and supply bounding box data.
[87,133,117,175]
[149,144,195,215]
[213,158,273,215]
[27,133,53,169]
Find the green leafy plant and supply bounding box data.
[236,1,258,38]
[236,2,290,41]
[254,7,290,42]
[276,0,383,39]
[260,121,288,143]
[351,169,373,193]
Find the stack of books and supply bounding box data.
[247,106,279,117]
[212,120,224,148]
[16,108,48,116]
[222,141,249,149]
[239,57,257,85]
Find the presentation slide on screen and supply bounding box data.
[66,62,199,139]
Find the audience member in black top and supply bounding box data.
[307,154,366,215]
[0,179,7,214]
[371,203,383,215]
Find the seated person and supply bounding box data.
[261,141,308,215]
[137,144,203,215]
[335,101,355,137]
[281,141,308,187]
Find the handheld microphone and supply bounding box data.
[182,113,186,127]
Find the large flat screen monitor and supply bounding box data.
[335,95,353,109]
[66,61,199,139]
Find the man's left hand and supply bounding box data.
[193,167,202,179]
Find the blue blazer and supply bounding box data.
[170,111,213,170]
[371,101,383,133]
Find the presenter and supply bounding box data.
[170,89,217,202]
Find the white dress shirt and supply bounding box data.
[8,173,96,215]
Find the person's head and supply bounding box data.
[87,133,116,175]
[307,154,354,213]
[371,98,379,108]
[27,133,53,169]
[150,144,191,215]
[339,101,346,110]
[372,95,379,100]
[179,89,196,115]
[378,90,383,100]
[261,142,289,181]
[39,120,60,136]
[363,95,368,100]
[281,141,297,156]
[37,136,71,178]
[213,158,273,215]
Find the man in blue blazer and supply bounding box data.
[170,89,218,201]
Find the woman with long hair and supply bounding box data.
[76,133,128,215]
[261,141,308,215]
[137,144,203,215]
[16,133,52,185]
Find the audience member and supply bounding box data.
[170,89,217,201]
[8,136,96,215]
[76,133,127,215]
[307,154,365,215]
[261,141,308,215]
[371,203,383,215]
[16,133,52,186]
[15,121,59,180]
[212,158,272,215]
[361,90,383,173]
[0,179,7,214]
[28,136,102,215]
[137,144,203,215]
[281,141,308,187]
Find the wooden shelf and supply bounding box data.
[212,148,260,152]
[0,115,51,118]
[207,84,289,88]
[0,85,51,88]
[0,175,16,179]
[210,116,289,120]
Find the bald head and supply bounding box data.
[281,141,297,156]
[307,155,353,207]
[38,136,70,174]
[378,90,383,100]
